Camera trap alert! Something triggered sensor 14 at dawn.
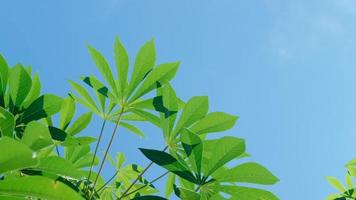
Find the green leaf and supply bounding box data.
[23,74,41,108]
[35,156,85,179]
[120,122,145,138]
[346,158,356,167]
[130,62,180,102]
[190,112,238,135]
[346,173,354,189]
[114,37,129,95]
[116,152,126,168]
[132,196,167,200]
[174,186,200,200]
[126,39,156,97]
[22,94,63,123]
[326,176,345,193]
[59,96,76,130]
[69,80,100,113]
[0,137,38,173]
[130,98,156,110]
[8,64,32,107]
[48,126,67,141]
[88,45,119,97]
[64,145,98,169]
[214,162,278,185]
[165,173,176,198]
[0,176,85,200]
[0,54,9,96]
[0,107,14,137]
[61,136,96,147]
[180,129,203,174]
[202,136,245,176]
[66,112,93,135]
[82,75,116,103]
[160,84,179,138]
[219,185,278,200]
[131,109,161,127]
[22,121,53,151]
[139,148,197,184]
[174,96,209,137]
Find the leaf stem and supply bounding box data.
[118,146,168,199]
[87,119,107,181]
[55,145,60,156]
[89,108,125,200]
[121,171,169,198]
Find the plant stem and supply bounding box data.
[118,146,168,199]
[87,119,107,181]
[55,145,60,156]
[121,171,169,199]
[97,169,119,192]
[90,108,125,200]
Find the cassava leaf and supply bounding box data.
[114,37,129,96]
[139,148,197,184]
[8,64,32,107]
[0,137,38,173]
[0,107,14,137]
[173,96,208,137]
[126,39,156,97]
[22,94,63,124]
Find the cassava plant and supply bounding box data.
[326,159,356,200]
[0,37,279,199]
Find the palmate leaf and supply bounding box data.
[114,37,129,96]
[327,176,346,193]
[214,162,279,185]
[139,148,197,184]
[66,112,93,136]
[0,54,9,102]
[202,136,245,177]
[180,129,203,175]
[165,173,176,198]
[129,62,180,102]
[132,195,168,200]
[158,83,179,139]
[59,96,76,130]
[0,137,38,173]
[173,186,200,200]
[23,73,41,108]
[34,156,85,179]
[131,109,161,127]
[0,176,85,200]
[173,96,209,137]
[0,107,14,137]
[126,39,156,98]
[70,80,100,114]
[8,64,32,107]
[82,76,116,109]
[190,112,238,135]
[22,94,63,124]
[219,185,279,200]
[65,145,97,168]
[21,121,53,151]
[61,136,96,147]
[120,122,145,138]
[88,45,119,97]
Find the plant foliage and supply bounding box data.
[327,159,356,200]
[0,38,279,199]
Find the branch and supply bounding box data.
[87,119,107,181]
[118,146,168,199]
[120,171,169,199]
[89,108,125,200]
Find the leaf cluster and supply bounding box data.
[0,38,279,200]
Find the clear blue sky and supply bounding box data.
[1,0,356,199]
